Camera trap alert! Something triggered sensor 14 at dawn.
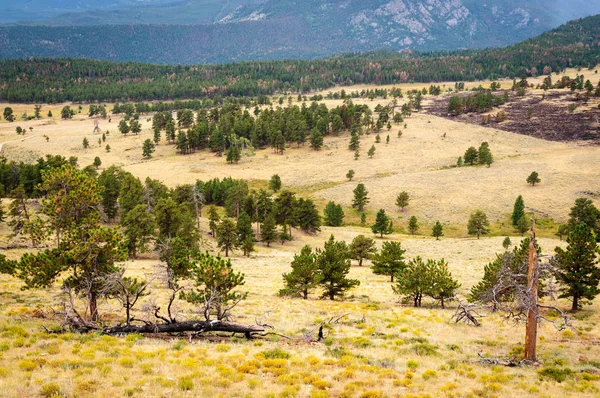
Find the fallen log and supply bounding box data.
[104,320,265,338]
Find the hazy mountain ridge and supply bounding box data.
[1,0,600,64]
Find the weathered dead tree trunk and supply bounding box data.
[104,320,265,337]
[524,217,538,362]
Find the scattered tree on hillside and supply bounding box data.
[3,107,14,122]
[142,139,155,158]
[468,210,489,239]
[372,209,392,238]
[130,120,142,135]
[372,241,406,282]
[323,201,344,227]
[554,222,600,311]
[317,235,359,300]
[93,156,102,169]
[464,147,478,165]
[432,221,444,240]
[269,174,282,192]
[517,216,529,236]
[61,106,74,119]
[527,171,540,186]
[279,245,322,299]
[512,195,525,227]
[395,191,410,212]
[367,145,376,158]
[394,257,459,308]
[346,169,355,181]
[568,198,600,238]
[352,183,369,211]
[349,235,376,266]
[408,216,419,235]
[118,119,130,135]
[478,142,493,167]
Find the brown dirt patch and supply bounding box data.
[425,90,600,143]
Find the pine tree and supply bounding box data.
[349,235,376,266]
[478,142,493,167]
[293,198,321,233]
[395,191,410,211]
[153,127,161,145]
[527,171,541,186]
[309,129,323,150]
[516,216,529,235]
[176,131,189,154]
[393,257,429,307]
[432,221,444,240]
[502,236,512,250]
[323,201,344,227]
[349,131,360,151]
[555,223,600,311]
[105,144,111,152]
[425,259,460,308]
[118,119,130,135]
[372,209,392,238]
[93,156,102,169]
[208,205,220,238]
[142,139,155,158]
[237,211,254,249]
[269,174,282,192]
[567,198,600,238]
[512,195,525,226]
[408,216,419,235]
[372,241,406,282]
[464,147,478,165]
[467,210,489,239]
[352,183,369,211]
[360,213,366,225]
[367,145,376,158]
[130,119,142,135]
[216,218,239,257]
[241,235,255,257]
[226,145,241,164]
[317,235,359,300]
[121,204,156,258]
[82,137,89,149]
[280,245,322,299]
[260,214,277,247]
[346,169,355,181]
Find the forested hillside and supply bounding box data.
[1,15,600,103]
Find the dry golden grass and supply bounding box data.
[0,228,598,398]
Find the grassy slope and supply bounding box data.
[1,75,600,397]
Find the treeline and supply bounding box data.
[1,15,600,103]
[144,101,371,156]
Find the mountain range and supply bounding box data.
[1,0,600,64]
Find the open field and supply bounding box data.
[0,226,599,398]
[1,75,600,397]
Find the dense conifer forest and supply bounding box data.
[1,15,600,104]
